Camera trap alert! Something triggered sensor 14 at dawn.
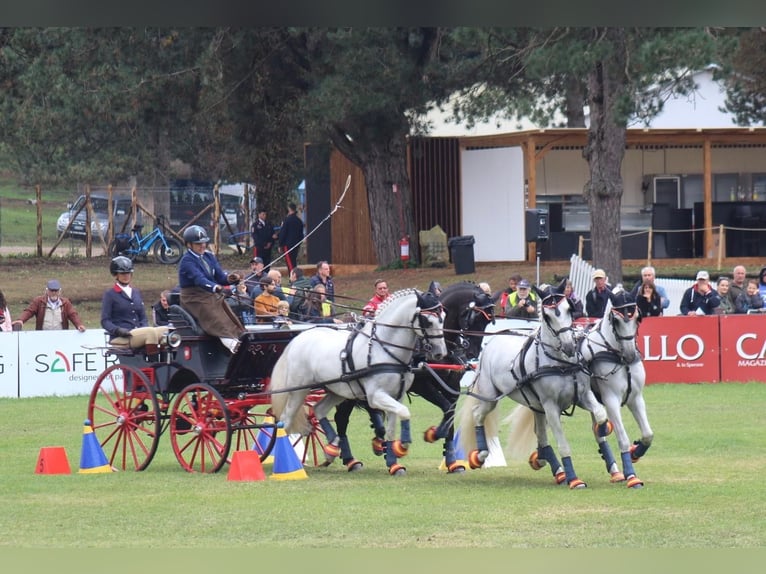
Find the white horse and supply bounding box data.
[576,288,653,488]
[269,288,447,476]
[458,285,608,488]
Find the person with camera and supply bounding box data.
[507,279,539,319]
[178,225,245,353]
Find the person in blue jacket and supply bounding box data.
[679,270,721,316]
[100,256,168,358]
[178,225,244,353]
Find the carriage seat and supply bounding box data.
[168,304,205,336]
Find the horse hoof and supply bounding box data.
[388,463,406,476]
[568,478,587,489]
[391,440,409,458]
[554,471,567,484]
[346,459,363,472]
[626,475,644,488]
[423,426,438,443]
[468,450,484,469]
[447,461,466,473]
[629,443,641,463]
[371,437,385,456]
[610,471,626,483]
[528,451,547,471]
[594,420,613,437]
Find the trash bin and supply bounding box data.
[448,235,475,275]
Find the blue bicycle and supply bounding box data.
[108,215,184,265]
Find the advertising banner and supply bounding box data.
[17,330,119,398]
[637,316,721,384]
[0,334,19,398]
[719,314,766,382]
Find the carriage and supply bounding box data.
[86,301,336,473]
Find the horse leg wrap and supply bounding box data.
[370,411,385,437]
[338,436,354,463]
[597,438,619,476]
[384,441,398,468]
[474,426,488,453]
[595,420,613,438]
[562,456,586,489]
[399,419,412,446]
[630,439,651,462]
[538,445,562,479]
[318,417,338,444]
[620,451,641,487]
[371,437,385,456]
[443,442,457,467]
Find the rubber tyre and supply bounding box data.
[154,238,183,265]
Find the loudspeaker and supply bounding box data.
[548,203,564,233]
[525,209,549,242]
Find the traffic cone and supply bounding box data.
[78,419,114,474]
[252,416,275,464]
[35,446,71,475]
[439,429,469,471]
[270,426,308,480]
[227,450,266,482]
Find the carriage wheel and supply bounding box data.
[169,383,232,473]
[290,402,330,467]
[87,364,161,471]
[230,406,278,463]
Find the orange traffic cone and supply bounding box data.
[35,446,71,475]
[270,426,308,480]
[78,419,114,474]
[227,450,267,482]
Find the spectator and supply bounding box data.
[100,256,168,357]
[715,277,736,315]
[244,257,266,297]
[251,208,277,269]
[730,265,748,302]
[735,279,765,314]
[310,260,335,302]
[507,279,539,319]
[630,266,670,311]
[635,281,663,318]
[585,269,613,318]
[287,267,312,318]
[227,282,255,326]
[0,289,12,332]
[274,300,292,328]
[151,290,172,327]
[254,276,281,322]
[277,202,304,274]
[178,225,244,353]
[494,274,522,317]
[300,284,342,324]
[478,282,492,296]
[563,279,585,320]
[267,269,287,301]
[362,279,390,317]
[679,270,720,316]
[13,279,86,331]
[758,265,766,304]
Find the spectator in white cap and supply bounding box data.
[12,279,86,331]
[507,278,539,319]
[585,268,613,318]
[680,270,720,316]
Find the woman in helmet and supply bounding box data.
[178,225,244,353]
[100,256,168,357]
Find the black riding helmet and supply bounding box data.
[109,255,134,275]
[183,224,210,245]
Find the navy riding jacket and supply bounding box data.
[101,284,149,340]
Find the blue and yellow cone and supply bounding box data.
[270,427,308,481]
[252,416,275,465]
[439,429,469,471]
[78,419,114,474]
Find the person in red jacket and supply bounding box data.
[12,279,86,331]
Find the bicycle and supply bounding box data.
[108,215,184,265]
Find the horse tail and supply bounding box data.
[267,345,312,436]
[502,405,537,460]
[456,394,500,455]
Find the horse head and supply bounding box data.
[456,289,495,359]
[414,290,447,361]
[606,288,640,363]
[539,288,576,356]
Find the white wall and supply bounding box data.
[460,147,525,262]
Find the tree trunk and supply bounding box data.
[582,30,628,285]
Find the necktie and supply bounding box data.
[201,255,213,276]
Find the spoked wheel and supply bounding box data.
[291,393,330,467]
[154,238,183,265]
[87,364,161,471]
[229,405,278,463]
[169,383,232,473]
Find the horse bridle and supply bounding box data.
[539,294,575,354]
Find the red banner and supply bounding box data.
[719,314,766,382]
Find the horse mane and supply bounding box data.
[374,287,418,317]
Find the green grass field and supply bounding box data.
[1,383,764,549]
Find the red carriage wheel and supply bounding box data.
[169,383,232,473]
[292,396,330,467]
[230,406,278,463]
[87,364,161,471]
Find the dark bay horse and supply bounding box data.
[329,281,495,474]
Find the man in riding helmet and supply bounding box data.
[100,256,168,359]
[178,225,245,353]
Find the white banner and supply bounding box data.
[1,330,120,398]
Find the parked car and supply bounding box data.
[56,194,135,241]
